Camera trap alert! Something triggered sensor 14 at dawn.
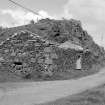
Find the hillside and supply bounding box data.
[0,18,105,82]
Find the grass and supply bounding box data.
[39,84,105,105]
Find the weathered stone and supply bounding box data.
[42,69,53,77]
[50,53,58,59]
[4,49,9,53]
[11,51,16,56]
[37,58,44,64]
[44,47,52,53]
[44,54,50,58]
[0,57,4,62]
[45,58,53,64]
[58,40,83,50]
[22,63,27,67]
[30,58,36,63]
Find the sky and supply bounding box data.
[0,0,105,47]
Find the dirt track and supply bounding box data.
[0,68,105,105]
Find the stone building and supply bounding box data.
[58,40,83,70]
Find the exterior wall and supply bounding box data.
[53,48,81,72]
[81,51,97,70]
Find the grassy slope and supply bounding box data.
[40,84,105,105]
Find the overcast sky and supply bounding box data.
[0,0,105,47]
